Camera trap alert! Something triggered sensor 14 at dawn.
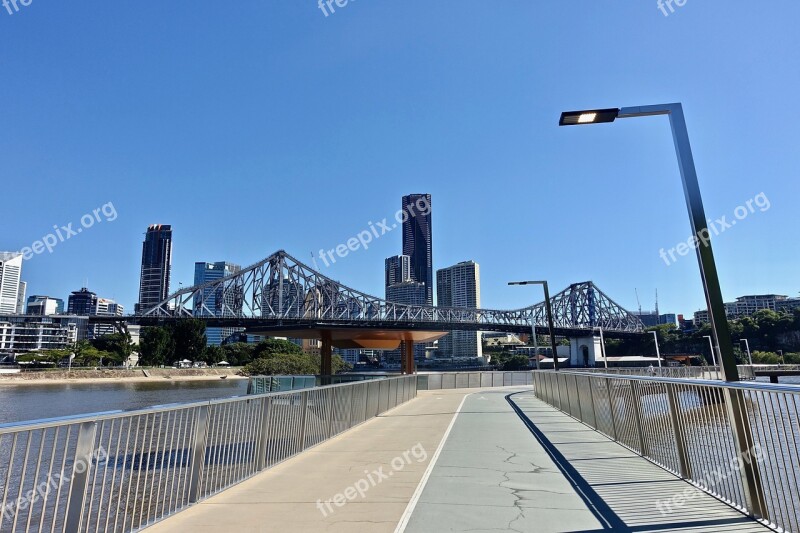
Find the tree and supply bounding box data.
[91,332,134,366]
[139,327,174,366]
[170,319,207,362]
[203,345,224,365]
[253,338,303,358]
[501,355,531,371]
[220,343,255,366]
[242,353,319,376]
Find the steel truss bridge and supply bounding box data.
[116,250,644,337]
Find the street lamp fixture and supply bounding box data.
[509,280,559,370]
[651,331,662,368]
[559,103,740,383]
[739,339,753,366]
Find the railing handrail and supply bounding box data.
[542,369,800,394]
[0,375,411,434]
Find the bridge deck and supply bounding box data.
[146,388,770,533]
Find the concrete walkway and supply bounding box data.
[146,388,770,533]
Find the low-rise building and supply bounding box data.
[0,315,87,354]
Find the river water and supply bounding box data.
[0,379,249,425]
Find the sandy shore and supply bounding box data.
[0,368,248,386]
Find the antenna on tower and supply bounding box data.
[655,289,659,317]
[635,288,642,316]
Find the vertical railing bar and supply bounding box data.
[771,392,798,533]
[205,404,222,495]
[178,409,195,509]
[83,419,107,533]
[24,428,47,533]
[112,418,134,533]
[221,403,237,490]
[94,418,116,533]
[751,390,778,523]
[63,421,97,533]
[665,383,690,479]
[162,409,181,518]
[153,411,172,525]
[188,405,210,504]
[143,412,163,527]
[53,425,72,533]
[136,413,157,530]
[11,431,32,533]
[39,426,61,533]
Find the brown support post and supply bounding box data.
[404,341,415,375]
[321,331,332,384]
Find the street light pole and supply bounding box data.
[532,325,540,370]
[598,326,608,370]
[651,331,662,368]
[703,335,718,367]
[509,281,559,370]
[740,339,753,366]
[559,103,739,382]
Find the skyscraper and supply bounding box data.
[0,252,23,314]
[26,295,65,316]
[436,261,482,358]
[385,255,412,290]
[401,194,433,305]
[193,261,242,346]
[136,224,173,313]
[16,281,26,314]
[68,288,98,315]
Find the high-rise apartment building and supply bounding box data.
[16,281,26,314]
[194,261,242,346]
[401,194,433,305]
[436,261,481,358]
[0,253,23,314]
[136,224,173,314]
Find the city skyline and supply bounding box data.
[2,3,799,320]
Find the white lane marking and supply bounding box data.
[394,392,472,533]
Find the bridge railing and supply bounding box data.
[0,375,418,533]
[571,365,757,380]
[417,371,533,390]
[534,371,800,532]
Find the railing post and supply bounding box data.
[723,388,767,518]
[587,376,598,429]
[188,405,210,503]
[299,391,310,449]
[64,421,98,533]
[665,383,691,478]
[629,382,648,456]
[326,388,336,438]
[255,397,272,471]
[605,378,618,440]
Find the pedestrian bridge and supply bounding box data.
[3,370,797,532]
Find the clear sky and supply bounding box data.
[1,1,798,318]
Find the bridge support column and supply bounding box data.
[321,331,332,383]
[402,341,415,375]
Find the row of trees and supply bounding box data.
[138,320,350,375]
[607,308,800,364]
[16,332,135,367]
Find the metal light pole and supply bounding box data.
[598,326,608,369]
[559,103,767,517]
[531,325,540,370]
[740,339,753,366]
[651,331,662,368]
[509,281,559,370]
[778,350,785,365]
[559,104,739,382]
[703,335,717,367]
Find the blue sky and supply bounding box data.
[1,1,798,318]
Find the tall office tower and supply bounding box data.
[436,261,482,358]
[26,296,65,316]
[136,224,173,314]
[68,288,98,315]
[0,253,23,314]
[384,255,412,298]
[193,261,242,346]
[401,194,433,305]
[16,281,27,314]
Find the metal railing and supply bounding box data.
[417,371,532,390]
[534,371,800,532]
[0,375,418,533]
[571,365,757,380]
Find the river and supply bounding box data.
[0,379,249,425]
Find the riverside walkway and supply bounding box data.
[146,387,769,533]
